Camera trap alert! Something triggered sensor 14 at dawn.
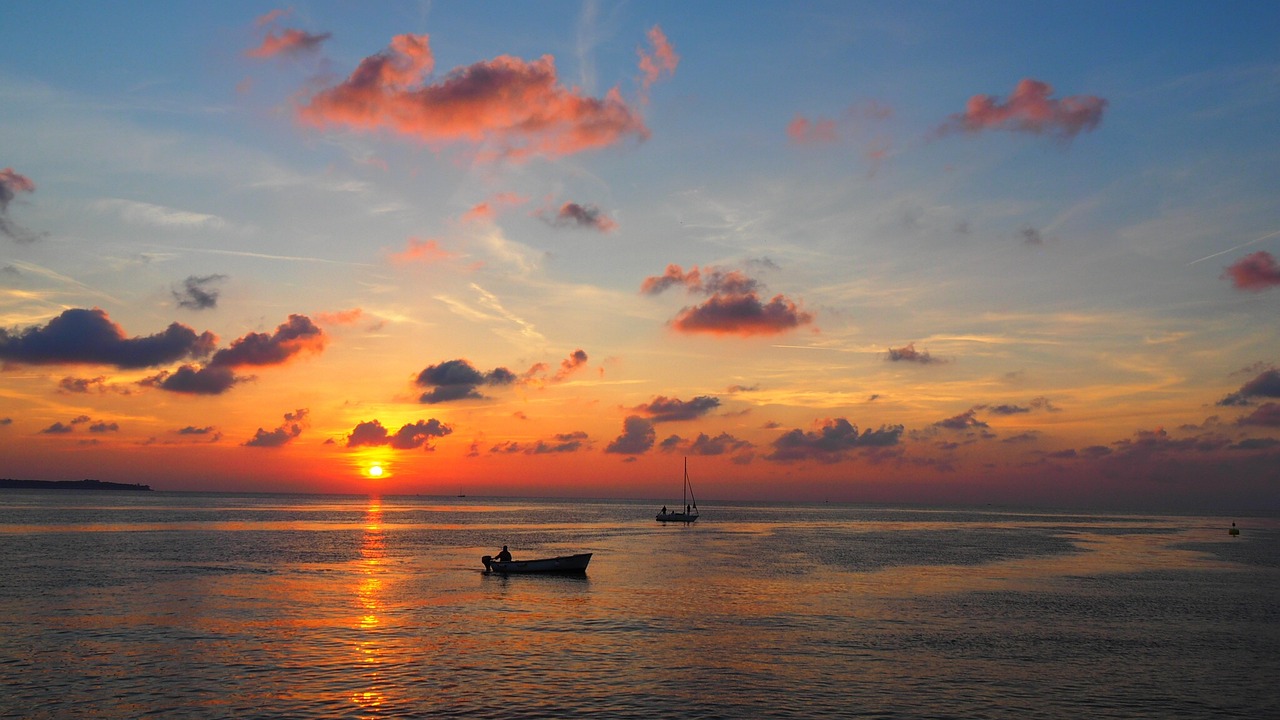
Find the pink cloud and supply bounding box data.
[1223,251,1280,291]
[638,25,679,95]
[388,237,455,265]
[786,115,838,144]
[942,78,1107,139]
[0,168,35,196]
[298,34,650,161]
[246,28,331,59]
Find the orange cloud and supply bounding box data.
[315,308,365,325]
[941,78,1107,139]
[246,28,331,59]
[388,237,455,265]
[298,35,650,160]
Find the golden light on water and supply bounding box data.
[352,498,388,712]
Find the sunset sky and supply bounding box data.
[2,1,1278,509]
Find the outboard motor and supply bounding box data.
[482,555,493,572]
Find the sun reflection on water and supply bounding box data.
[352,497,387,714]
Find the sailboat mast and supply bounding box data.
[683,457,688,508]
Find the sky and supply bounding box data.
[2,1,1279,509]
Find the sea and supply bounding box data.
[1,492,1277,719]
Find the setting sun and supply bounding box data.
[367,463,384,479]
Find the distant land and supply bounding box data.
[0,478,153,491]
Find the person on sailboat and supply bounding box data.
[495,545,512,562]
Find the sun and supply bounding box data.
[367,463,384,478]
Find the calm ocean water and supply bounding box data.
[1,491,1277,719]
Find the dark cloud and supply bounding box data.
[149,365,239,395]
[605,415,655,454]
[174,274,227,310]
[208,315,324,367]
[640,265,760,297]
[489,431,590,455]
[1218,368,1280,406]
[1239,403,1280,427]
[1223,251,1280,291]
[40,422,75,434]
[887,343,940,364]
[672,293,812,336]
[660,431,753,456]
[145,315,324,395]
[415,358,516,403]
[1230,437,1280,451]
[986,398,1058,415]
[0,308,216,369]
[634,395,720,422]
[641,264,812,337]
[58,376,107,394]
[177,426,217,435]
[89,422,119,433]
[553,349,589,381]
[927,408,994,442]
[765,418,903,463]
[243,408,308,448]
[1,167,44,243]
[1019,227,1045,246]
[545,202,617,232]
[346,418,453,450]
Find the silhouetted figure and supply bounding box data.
[496,545,512,562]
[661,505,667,514]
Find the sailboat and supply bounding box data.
[656,457,699,523]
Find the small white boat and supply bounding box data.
[482,552,592,574]
[657,457,700,523]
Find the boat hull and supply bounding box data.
[656,513,698,523]
[482,553,592,574]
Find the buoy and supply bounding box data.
[1229,522,1240,536]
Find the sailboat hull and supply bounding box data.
[656,512,698,523]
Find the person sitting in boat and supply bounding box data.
[495,545,512,562]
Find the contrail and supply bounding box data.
[1186,229,1280,266]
